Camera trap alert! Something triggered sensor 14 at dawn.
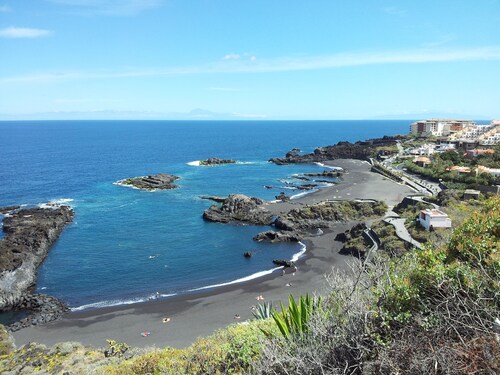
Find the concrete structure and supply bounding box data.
[418,209,452,230]
[447,121,499,145]
[478,123,500,145]
[410,119,475,137]
[435,143,456,152]
[463,189,480,200]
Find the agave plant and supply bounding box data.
[271,294,322,340]
[252,301,273,320]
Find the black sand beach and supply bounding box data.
[12,159,415,349]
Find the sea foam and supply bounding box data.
[39,198,74,209]
[71,292,177,312]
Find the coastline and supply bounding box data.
[12,159,415,349]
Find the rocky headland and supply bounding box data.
[199,157,236,166]
[0,205,74,330]
[116,173,180,190]
[269,136,401,165]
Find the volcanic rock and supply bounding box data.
[117,173,179,190]
[0,205,73,327]
[202,194,273,225]
[269,136,401,164]
[253,230,301,243]
[199,157,236,166]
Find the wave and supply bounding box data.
[39,198,74,209]
[291,241,307,262]
[70,292,177,312]
[187,160,257,167]
[290,189,318,199]
[315,162,343,170]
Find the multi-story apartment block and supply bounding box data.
[410,119,475,137]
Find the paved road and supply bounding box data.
[384,212,423,249]
[381,140,442,196]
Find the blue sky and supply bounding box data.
[1,0,499,120]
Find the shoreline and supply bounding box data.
[12,159,415,349]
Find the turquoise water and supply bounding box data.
[0,120,410,310]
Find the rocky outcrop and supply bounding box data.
[272,259,296,268]
[338,223,371,257]
[275,192,290,202]
[269,136,401,165]
[253,230,301,243]
[200,157,236,166]
[303,170,343,178]
[0,205,73,328]
[116,173,179,190]
[274,201,388,231]
[203,194,274,225]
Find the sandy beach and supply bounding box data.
[12,159,415,349]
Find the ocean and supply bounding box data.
[0,120,410,311]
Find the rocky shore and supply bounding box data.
[116,173,180,190]
[269,136,401,164]
[0,205,74,330]
[199,157,236,166]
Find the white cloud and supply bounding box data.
[0,5,11,12]
[223,54,241,60]
[3,45,500,84]
[46,0,162,16]
[0,27,52,39]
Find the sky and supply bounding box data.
[0,0,499,120]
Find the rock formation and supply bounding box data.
[199,157,236,166]
[116,173,179,190]
[253,230,301,243]
[203,194,273,225]
[0,205,74,329]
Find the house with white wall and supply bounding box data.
[418,209,452,230]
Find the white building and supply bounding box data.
[418,209,452,231]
